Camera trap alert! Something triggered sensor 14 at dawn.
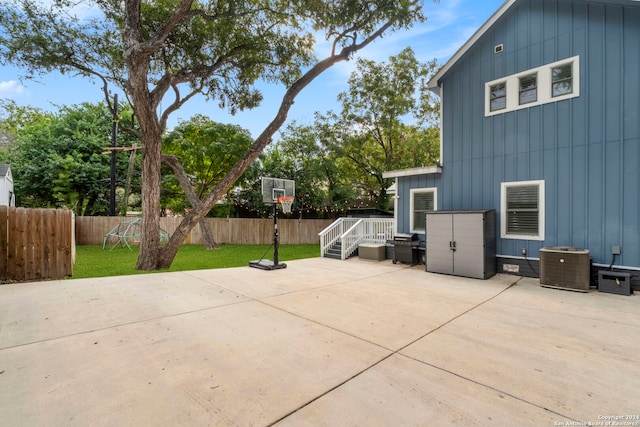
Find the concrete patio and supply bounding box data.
[1,257,638,426]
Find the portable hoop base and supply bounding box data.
[248,259,287,270]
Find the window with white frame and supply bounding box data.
[490,82,507,111]
[551,63,573,97]
[410,188,437,233]
[519,73,537,105]
[501,180,545,240]
[485,56,579,116]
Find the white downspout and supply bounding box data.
[394,177,399,235]
[439,82,444,166]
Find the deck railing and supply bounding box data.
[319,217,394,260]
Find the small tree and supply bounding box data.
[0,0,428,270]
[253,123,356,217]
[317,47,440,208]
[162,115,253,248]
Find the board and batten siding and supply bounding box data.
[395,174,441,236]
[437,0,640,268]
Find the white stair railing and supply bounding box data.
[320,217,394,260]
[319,218,360,257]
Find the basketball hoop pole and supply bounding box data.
[248,199,287,270]
[249,177,293,270]
[273,202,280,266]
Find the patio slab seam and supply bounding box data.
[183,265,417,301]
[396,353,578,423]
[0,298,250,352]
[265,275,524,425]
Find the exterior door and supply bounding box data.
[452,213,485,279]
[426,213,454,275]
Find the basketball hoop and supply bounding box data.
[277,196,294,214]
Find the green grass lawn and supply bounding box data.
[71,244,320,279]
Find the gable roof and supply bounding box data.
[427,0,515,95]
[427,0,640,96]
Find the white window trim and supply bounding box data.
[410,187,437,233]
[485,56,580,117]
[500,180,545,241]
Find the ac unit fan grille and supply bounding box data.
[540,247,590,292]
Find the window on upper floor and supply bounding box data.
[500,180,545,241]
[485,56,579,116]
[551,63,573,97]
[519,73,537,105]
[410,188,437,233]
[490,82,507,111]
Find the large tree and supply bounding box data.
[317,47,440,208]
[0,0,428,270]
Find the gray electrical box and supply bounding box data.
[598,271,632,296]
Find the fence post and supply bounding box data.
[0,206,7,281]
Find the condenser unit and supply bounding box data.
[539,247,590,292]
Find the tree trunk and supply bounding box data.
[161,154,219,249]
[136,129,163,270]
[199,220,218,249]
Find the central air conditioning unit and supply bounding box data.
[539,247,591,292]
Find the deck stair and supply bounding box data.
[324,241,355,260]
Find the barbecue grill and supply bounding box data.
[392,233,420,265]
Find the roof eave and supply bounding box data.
[426,0,518,94]
[383,166,442,179]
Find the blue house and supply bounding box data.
[384,0,640,288]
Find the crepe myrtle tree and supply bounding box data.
[0,0,429,270]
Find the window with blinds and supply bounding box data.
[485,56,579,117]
[410,188,437,232]
[519,73,537,105]
[501,180,545,240]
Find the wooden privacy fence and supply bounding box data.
[75,216,333,246]
[1,207,75,282]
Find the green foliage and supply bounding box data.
[238,122,357,218]
[2,101,139,214]
[71,244,320,279]
[317,48,440,208]
[162,115,253,214]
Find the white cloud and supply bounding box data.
[0,80,27,98]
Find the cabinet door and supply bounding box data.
[426,214,454,275]
[452,213,485,279]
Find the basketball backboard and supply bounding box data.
[261,177,295,204]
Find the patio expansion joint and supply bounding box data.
[265,276,574,425]
[392,277,581,424]
[0,298,251,352]
[191,267,405,301]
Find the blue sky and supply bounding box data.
[0,0,505,138]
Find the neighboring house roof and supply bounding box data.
[386,183,396,195]
[0,164,10,177]
[427,0,640,95]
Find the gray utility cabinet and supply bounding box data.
[425,210,496,279]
